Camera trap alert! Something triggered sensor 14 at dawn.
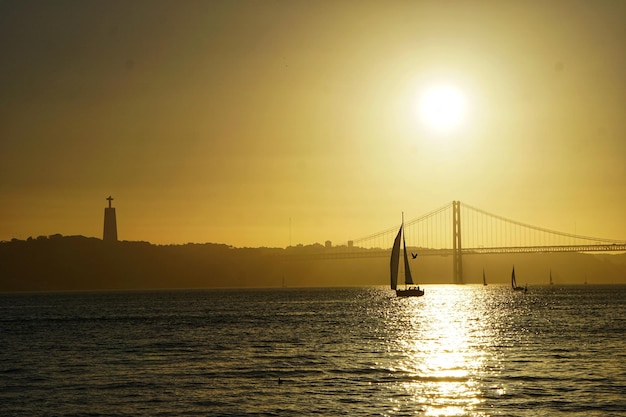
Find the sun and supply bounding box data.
[417,84,466,133]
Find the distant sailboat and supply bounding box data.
[483,269,487,286]
[390,214,424,297]
[511,266,526,292]
[549,270,553,286]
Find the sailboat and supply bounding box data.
[511,266,526,292]
[390,214,424,297]
[483,268,487,286]
[549,270,553,286]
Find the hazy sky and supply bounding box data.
[1,0,625,247]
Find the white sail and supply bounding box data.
[390,225,402,290]
[403,234,414,286]
[511,266,517,289]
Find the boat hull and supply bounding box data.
[396,288,425,297]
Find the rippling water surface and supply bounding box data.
[2,285,625,416]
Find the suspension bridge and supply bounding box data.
[288,201,626,284]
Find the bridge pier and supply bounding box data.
[452,200,463,284]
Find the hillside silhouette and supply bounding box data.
[1,235,625,292]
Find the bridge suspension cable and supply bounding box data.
[351,202,453,249]
[350,201,625,250]
[461,202,625,247]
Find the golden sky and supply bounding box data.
[1,0,625,247]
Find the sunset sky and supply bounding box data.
[1,0,625,248]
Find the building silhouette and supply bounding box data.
[103,196,118,242]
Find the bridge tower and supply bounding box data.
[103,196,118,242]
[452,200,463,284]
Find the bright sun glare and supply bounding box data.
[417,85,466,133]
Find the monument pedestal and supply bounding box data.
[103,196,118,242]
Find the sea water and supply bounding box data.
[1,285,625,416]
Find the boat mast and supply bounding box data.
[390,216,403,291]
[401,212,415,289]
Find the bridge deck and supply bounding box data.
[279,244,626,260]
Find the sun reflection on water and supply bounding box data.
[389,285,496,416]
